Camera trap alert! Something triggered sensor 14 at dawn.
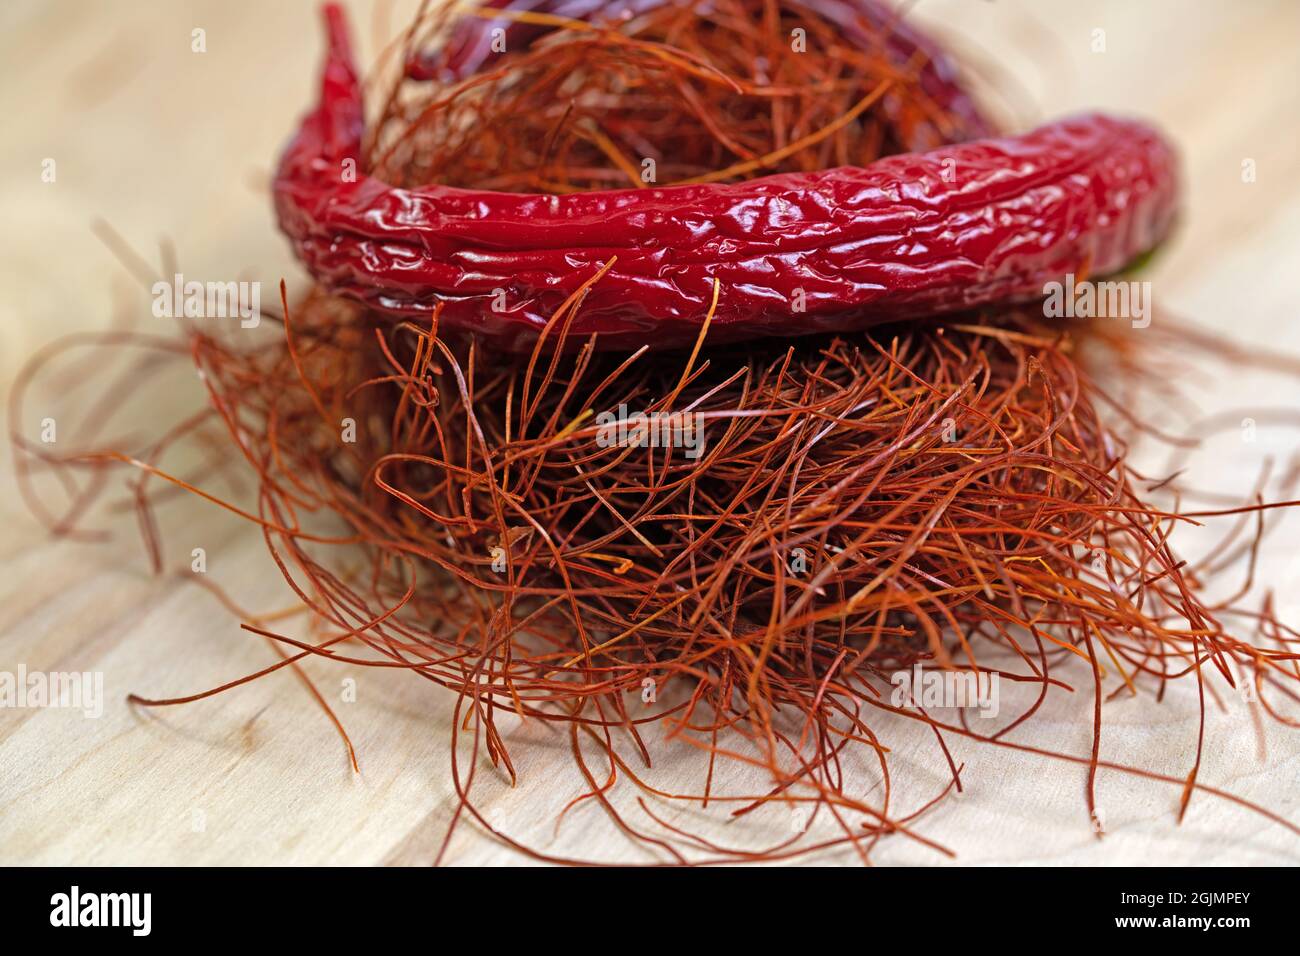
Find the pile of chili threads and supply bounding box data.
[14,0,1300,864]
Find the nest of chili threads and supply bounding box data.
[15,0,1300,864]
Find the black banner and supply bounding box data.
[0,866,1285,941]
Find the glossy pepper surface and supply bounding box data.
[274,3,1180,351]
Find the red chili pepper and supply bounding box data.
[274,4,1179,351]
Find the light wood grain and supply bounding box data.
[2,0,1299,866]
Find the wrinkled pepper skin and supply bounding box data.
[274,4,1179,352]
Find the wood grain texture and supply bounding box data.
[2,0,1298,866]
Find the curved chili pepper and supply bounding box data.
[274,4,1179,351]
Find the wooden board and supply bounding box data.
[2,0,1298,865]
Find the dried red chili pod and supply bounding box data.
[273,4,1179,351]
